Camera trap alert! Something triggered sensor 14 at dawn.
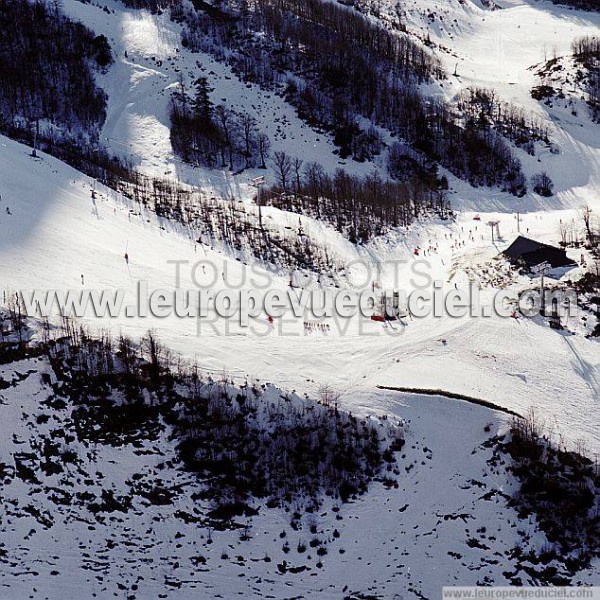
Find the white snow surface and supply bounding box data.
[0,355,594,599]
[1,0,600,595]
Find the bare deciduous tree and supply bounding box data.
[257,133,270,169]
[272,151,292,192]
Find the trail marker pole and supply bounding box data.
[532,261,551,315]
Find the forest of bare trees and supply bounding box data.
[458,87,551,155]
[0,314,404,524]
[0,0,110,144]
[171,0,528,195]
[169,76,270,170]
[265,152,450,242]
[572,36,600,122]
[172,0,438,166]
[100,161,346,273]
[548,0,599,11]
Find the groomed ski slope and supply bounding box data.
[0,134,598,455]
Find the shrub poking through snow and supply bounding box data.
[499,409,600,577]
[1,313,403,529]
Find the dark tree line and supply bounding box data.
[501,411,600,574]
[169,0,527,195]
[173,0,438,162]
[572,36,600,123]
[415,99,528,195]
[175,378,399,511]
[116,0,173,10]
[110,164,344,273]
[169,76,270,170]
[547,0,599,11]
[114,169,343,273]
[0,317,404,523]
[0,0,110,143]
[458,87,551,155]
[265,151,450,243]
[571,36,600,56]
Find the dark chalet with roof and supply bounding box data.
[501,236,576,270]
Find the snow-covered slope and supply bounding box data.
[1,0,600,596]
[0,350,596,599]
[1,134,598,454]
[58,0,600,213]
[58,0,385,203]
[396,0,600,210]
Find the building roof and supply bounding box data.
[502,236,552,260]
[502,236,574,269]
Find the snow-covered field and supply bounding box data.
[1,132,598,452]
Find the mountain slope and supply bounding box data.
[1,344,597,599]
[0,133,598,453]
[0,0,599,596]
